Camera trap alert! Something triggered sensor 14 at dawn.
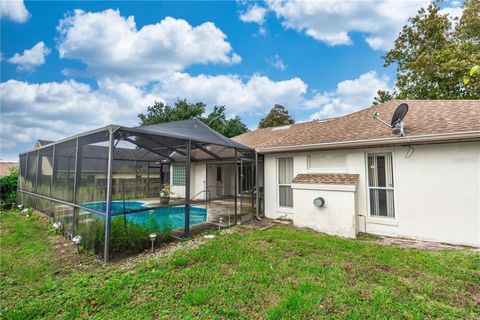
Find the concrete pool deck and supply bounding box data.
[139,197,256,225]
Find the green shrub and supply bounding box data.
[0,167,18,209]
[77,212,172,258]
[110,216,172,255]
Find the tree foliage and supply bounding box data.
[138,100,248,138]
[373,90,394,105]
[377,1,479,101]
[258,104,295,128]
[202,106,250,138]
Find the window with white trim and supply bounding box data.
[367,153,395,217]
[278,158,294,208]
[172,164,186,186]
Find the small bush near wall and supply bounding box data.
[0,167,18,209]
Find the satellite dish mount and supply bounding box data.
[373,103,409,137]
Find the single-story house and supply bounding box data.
[23,99,479,250]
[0,162,17,177]
[233,100,480,247]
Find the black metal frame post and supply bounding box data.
[48,145,56,216]
[240,158,244,223]
[34,149,40,192]
[24,152,30,206]
[19,154,25,206]
[146,162,150,198]
[184,140,191,238]
[72,138,81,235]
[262,155,265,217]
[50,144,56,199]
[234,149,238,224]
[255,151,260,220]
[104,129,115,263]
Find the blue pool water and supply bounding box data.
[81,201,207,230]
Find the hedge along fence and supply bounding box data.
[0,167,18,209]
[74,209,172,258]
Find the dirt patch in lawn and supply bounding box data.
[34,210,102,272]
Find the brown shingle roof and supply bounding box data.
[233,100,480,150]
[292,173,359,185]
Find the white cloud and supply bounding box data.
[0,72,309,160]
[239,4,268,36]
[266,0,430,50]
[240,4,267,24]
[266,54,286,71]
[155,72,307,115]
[439,2,463,25]
[57,9,241,84]
[0,79,159,161]
[8,42,50,71]
[0,0,30,23]
[306,71,391,120]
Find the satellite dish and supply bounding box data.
[372,103,409,137]
[391,103,408,127]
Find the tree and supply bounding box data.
[138,100,248,138]
[258,104,295,128]
[372,90,394,105]
[138,100,205,125]
[378,1,480,101]
[202,106,249,138]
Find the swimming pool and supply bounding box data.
[81,201,207,231]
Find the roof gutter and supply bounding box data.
[256,131,480,153]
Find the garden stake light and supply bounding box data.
[72,235,83,253]
[149,233,157,253]
[52,222,62,234]
[218,217,223,231]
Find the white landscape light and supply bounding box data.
[72,235,83,253]
[149,233,157,253]
[21,208,29,215]
[52,221,62,233]
[17,204,23,210]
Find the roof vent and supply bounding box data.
[373,103,409,137]
[317,117,335,123]
[272,125,291,131]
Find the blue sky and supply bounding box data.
[0,0,462,161]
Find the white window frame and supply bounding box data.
[365,152,397,220]
[277,157,294,209]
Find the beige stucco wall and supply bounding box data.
[291,183,358,238]
[206,162,236,198]
[263,141,480,247]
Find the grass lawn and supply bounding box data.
[1,210,479,319]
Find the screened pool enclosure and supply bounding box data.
[17,120,263,262]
